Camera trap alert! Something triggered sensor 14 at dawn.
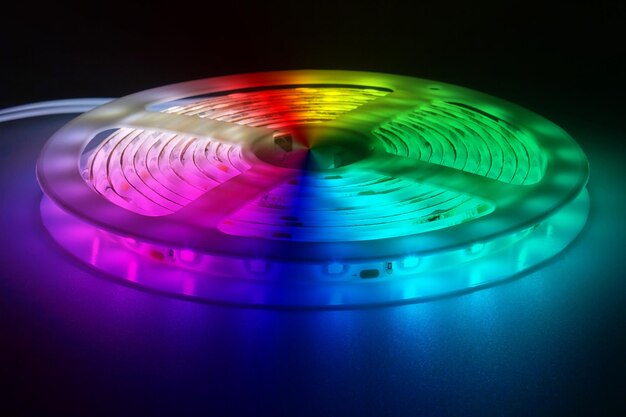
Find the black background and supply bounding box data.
[1,1,625,416]
[2,1,624,132]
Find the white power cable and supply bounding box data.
[0,98,114,123]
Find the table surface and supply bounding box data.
[0,111,624,416]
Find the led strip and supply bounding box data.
[36,71,589,307]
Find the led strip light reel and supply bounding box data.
[37,70,589,307]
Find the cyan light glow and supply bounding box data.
[35,70,590,307]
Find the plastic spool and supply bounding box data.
[37,70,590,307]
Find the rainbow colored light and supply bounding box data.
[36,70,590,307]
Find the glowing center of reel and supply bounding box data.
[254,126,374,170]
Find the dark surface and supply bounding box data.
[1,2,625,416]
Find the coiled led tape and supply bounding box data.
[37,70,589,307]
